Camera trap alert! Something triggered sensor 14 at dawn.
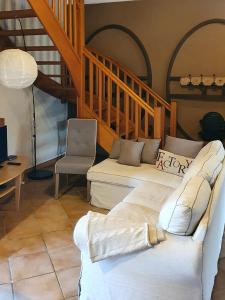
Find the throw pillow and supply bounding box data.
[164,135,204,158]
[118,140,144,167]
[155,149,193,177]
[183,140,225,186]
[109,139,121,159]
[138,138,161,164]
[159,176,211,235]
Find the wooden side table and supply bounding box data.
[0,156,28,210]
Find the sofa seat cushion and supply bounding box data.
[109,202,159,225]
[87,159,182,189]
[123,182,175,213]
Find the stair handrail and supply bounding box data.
[84,47,155,116]
[86,45,171,112]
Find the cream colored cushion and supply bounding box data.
[159,176,211,235]
[155,149,193,177]
[183,140,225,186]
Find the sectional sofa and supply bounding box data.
[74,139,225,300]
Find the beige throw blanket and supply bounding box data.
[81,211,165,263]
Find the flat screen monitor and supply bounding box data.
[0,126,8,163]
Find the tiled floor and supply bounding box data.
[0,173,224,300]
[0,175,107,300]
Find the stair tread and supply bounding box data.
[0,9,36,20]
[2,46,57,51]
[36,61,64,65]
[0,28,46,36]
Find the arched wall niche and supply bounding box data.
[167,19,225,140]
[86,24,152,87]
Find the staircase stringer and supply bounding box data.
[27,0,81,99]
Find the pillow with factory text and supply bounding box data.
[155,149,193,177]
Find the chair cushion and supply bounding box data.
[55,156,95,174]
[159,176,211,235]
[164,135,204,158]
[138,138,161,164]
[118,140,144,167]
[87,158,182,189]
[183,140,225,186]
[155,149,193,177]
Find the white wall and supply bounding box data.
[0,85,67,167]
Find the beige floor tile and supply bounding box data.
[0,236,46,259]
[49,245,80,271]
[57,266,80,298]
[43,230,73,251]
[34,201,68,220]
[0,259,11,284]
[0,284,13,300]
[37,216,71,233]
[6,215,41,240]
[13,273,64,300]
[9,252,53,281]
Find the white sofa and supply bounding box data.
[74,141,225,300]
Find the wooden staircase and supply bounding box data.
[0,1,177,153]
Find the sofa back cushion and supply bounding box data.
[155,149,193,177]
[109,139,121,159]
[118,140,144,167]
[138,138,161,164]
[164,135,204,158]
[183,141,225,186]
[159,176,211,235]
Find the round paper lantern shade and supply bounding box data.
[0,49,38,89]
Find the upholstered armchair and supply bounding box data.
[55,118,97,199]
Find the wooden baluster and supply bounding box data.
[95,55,99,97]
[144,110,149,137]
[73,0,77,49]
[52,0,56,13]
[63,0,67,35]
[102,58,106,101]
[98,69,102,120]
[116,67,120,135]
[89,61,94,110]
[161,106,165,146]
[138,86,142,132]
[154,107,162,140]
[135,102,139,139]
[68,0,72,42]
[131,79,135,122]
[107,78,112,127]
[58,0,61,22]
[170,101,177,137]
[125,93,129,139]
[116,85,120,135]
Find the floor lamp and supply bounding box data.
[0,48,53,180]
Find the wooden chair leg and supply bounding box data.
[55,173,60,199]
[87,180,91,202]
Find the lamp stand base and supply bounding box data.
[27,169,53,180]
